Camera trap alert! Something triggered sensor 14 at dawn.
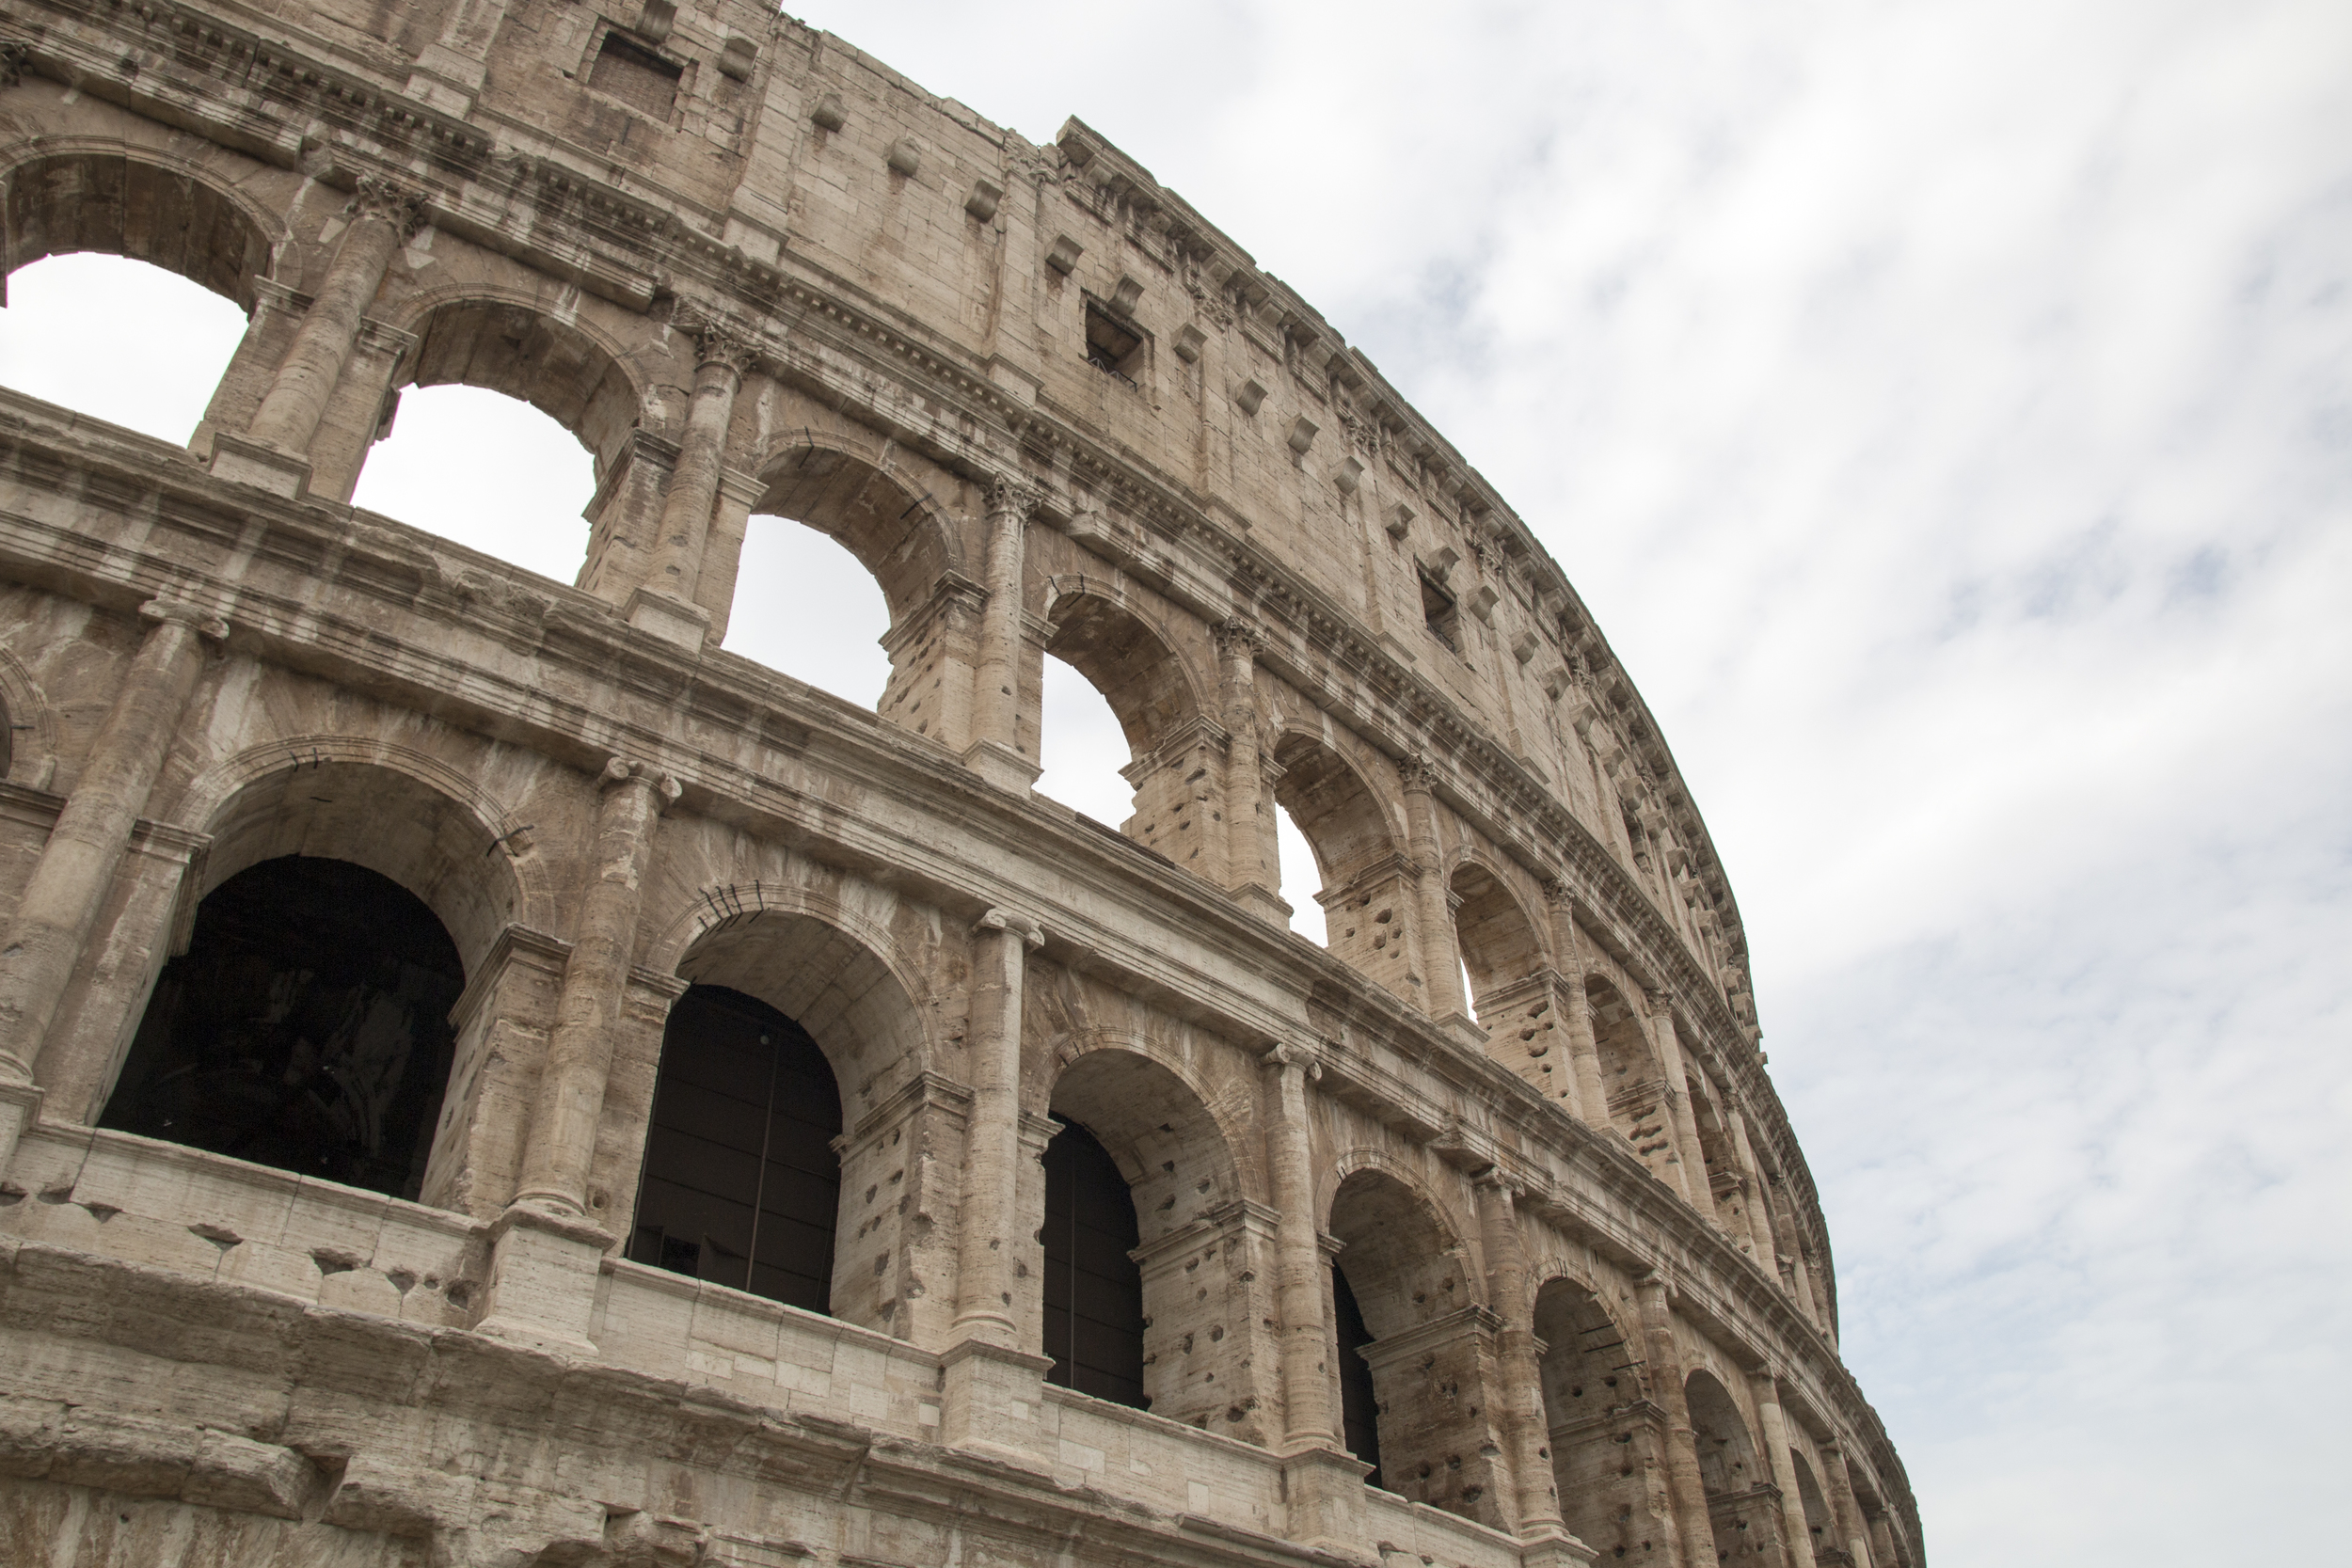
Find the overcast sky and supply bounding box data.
[4,0,2347,1560]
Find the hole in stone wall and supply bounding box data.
[628,984,842,1315]
[102,855,464,1201]
[1083,303,1143,385]
[1421,569,1460,652]
[589,30,683,118]
[1041,1115,1147,1410]
[0,255,246,444]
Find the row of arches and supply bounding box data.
[0,139,1821,1310]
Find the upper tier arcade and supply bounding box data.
[0,3,1918,1567]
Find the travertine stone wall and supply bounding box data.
[0,1,1917,1565]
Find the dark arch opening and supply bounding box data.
[1331,1263,1383,1487]
[627,983,842,1314]
[1041,1114,1146,1410]
[101,855,463,1200]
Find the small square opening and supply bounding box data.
[590,31,683,118]
[1421,569,1459,651]
[1085,304,1144,385]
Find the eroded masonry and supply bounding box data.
[0,2,1921,1565]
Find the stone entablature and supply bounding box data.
[0,2,1916,1565]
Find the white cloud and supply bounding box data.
[5,0,2347,1558]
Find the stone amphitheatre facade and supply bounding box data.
[0,2,1921,1565]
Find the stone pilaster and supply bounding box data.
[1400,752,1470,1025]
[628,322,755,649]
[963,478,1041,790]
[1820,1444,1878,1568]
[1474,1173,1566,1537]
[509,757,677,1217]
[1263,1040,1335,1449]
[0,600,224,1108]
[1645,990,1711,1212]
[220,179,423,494]
[949,907,1044,1348]
[1751,1369,1820,1568]
[1216,617,1286,923]
[1543,882,1613,1129]
[1634,1271,1720,1568]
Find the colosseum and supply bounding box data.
[0,2,1920,1565]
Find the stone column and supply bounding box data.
[1750,1370,1819,1568]
[1400,752,1470,1024]
[232,180,421,475]
[1216,618,1288,923]
[964,479,1041,790]
[1474,1173,1565,1537]
[1634,1271,1719,1568]
[1724,1107,1783,1263]
[0,599,224,1097]
[951,907,1044,1347]
[628,324,754,649]
[510,757,678,1216]
[1645,991,1710,1211]
[1262,1041,1335,1449]
[1543,881,1611,1128]
[1820,1445,1877,1568]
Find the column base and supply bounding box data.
[471,1204,613,1357]
[935,1338,1054,1466]
[961,738,1041,793]
[0,1080,44,1182]
[1517,1528,1600,1567]
[208,434,312,499]
[1437,1009,1490,1051]
[1276,1444,1376,1563]
[625,587,712,651]
[1232,881,1293,927]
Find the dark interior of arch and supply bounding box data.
[1271,735,1392,891]
[1451,863,1543,1010]
[1683,1370,1760,1498]
[404,300,639,473]
[628,983,842,1314]
[1042,594,1198,760]
[754,446,952,624]
[102,855,462,1200]
[1041,1115,1146,1410]
[1332,1264,1383,1488]
[3,153,269,309]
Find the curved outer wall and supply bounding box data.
[0,3,1919,1567]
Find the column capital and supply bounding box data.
[137,597,230,641]
[988,473,1042,521]
[1398,750,1440,792]
[1265,1038,1321,1079]
[596,755,682,805]
[1214,615,1267,659]
[345,175,429,239]
[975,907,1045,947]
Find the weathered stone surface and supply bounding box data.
[0,1,1918,1565]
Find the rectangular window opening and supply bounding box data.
[1421,569,1459,651]
[590,31,684,118]
[1084,303,1144,386]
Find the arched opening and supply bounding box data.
[1040,1115,1146,1408]
[0,151,263,443]
[628,984,842,1313]
[348,300,635,582]
[1586,975,1675,1181]
[1273,804,1327,943]
[1327,1167,1504,1527]
[1331,1263,1381,1482]
[1534,1277,1677,1563]
[1038,592,1209,862]
[101,855,463,1201]
[1685,1369,1784,1564]
[1790,1450,1836,1564]
[348,385,597,584]
[1687,1075,1742,1227]
[667,909,927,1337]
[1035,653,1134,826]
[732,445,956,713]
[1272,736,1413,1002]
[722,523,892,707]
[1042,1047,1261,1431]
[1449,862,1548,1064]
